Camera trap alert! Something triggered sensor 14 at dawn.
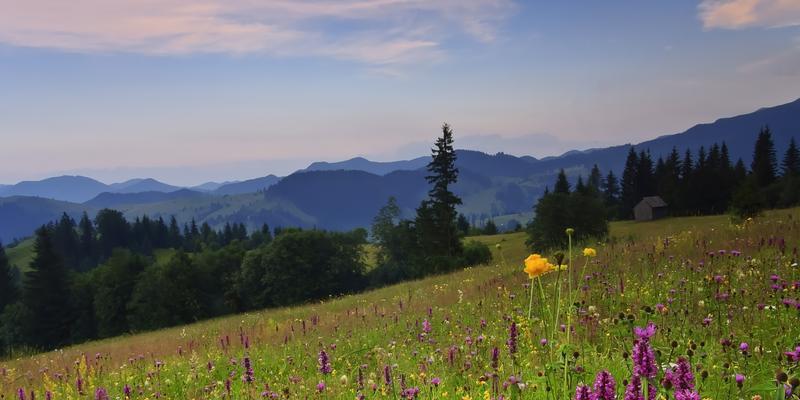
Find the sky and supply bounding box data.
[1,0,800,186]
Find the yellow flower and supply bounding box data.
[524,254,554,279]
[582,247,597,257]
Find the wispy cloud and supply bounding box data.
[699,0,800,29]
[0,0,514,65]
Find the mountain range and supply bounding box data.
[1,97,798,243]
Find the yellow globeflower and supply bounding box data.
[524,254,554,279]
[582,247,597,257]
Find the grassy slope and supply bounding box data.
[5,238,34,272]
[2,209,799,399]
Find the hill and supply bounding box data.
[305,156,429,175]
[2,208,797,399]
[212,175,281,195]
[0,176,109,203]
[107,178,182,193]
[1,98,798,240]
[84,188,209,208]
[0,196,93,242]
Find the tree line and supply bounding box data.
[527,127,799,248]
[0,124,491,354]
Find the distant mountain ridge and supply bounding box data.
[212,175,281,195]
[0,97,798,242]
[305,156,430,175]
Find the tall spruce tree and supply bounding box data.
[751,126,778,187]
[23,227,73,348]
[620,147,639,219]
[602,170,620,218]
[0,241,17,312]
[588,164,602,193]
[78,212,96,269]
[554,169,571,194]
[416,123,462,259]
[782,137,799,177]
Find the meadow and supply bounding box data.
[1,209,799,399]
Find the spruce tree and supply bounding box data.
[620,147,639,219]
[751,126,778,187]
[416,123,463,260]
[0,241,17,312]
[602,170,620,210]
[554,169,571,194]
[587,164,602,193]
[78,212,96,269]
[22,227,73,348]
[782,137,800,176]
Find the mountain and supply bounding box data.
[0,196,93,243]
[84,189,208,209]
[530,98,800,176]
[0,176,109,203]
[212,175,281,195]
[191,181,237,192]
[108,178,182,193]
[2,98,798,241]
[305,156,430,175]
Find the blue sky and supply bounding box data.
[1,0,799,186]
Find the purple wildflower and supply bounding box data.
[590,370,616,400]
[632,339,658,379]
[507,322,518,355]
[383,365,392,386]
[431,377,441,386]
[574,384,592,400]
[316,381,326,393]
[491,347,500,369]
[623,375,656,400]
[674,390,700,400]
[634,322,657,341]
[318,350,332,374]
[243,356,255,383]
[422,319,431,334]
[95,388,109,400]
[668,358,695,391]
[401,387,420,399]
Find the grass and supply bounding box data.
[5,238,34,273]
[2,209,800,399]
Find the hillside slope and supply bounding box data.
[3,209,798,399]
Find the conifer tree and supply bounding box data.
[587,164,602,193]
[554,169,571,194]
[751,126,778,187]
[602,170,620,218]
[22,227,73,348]
[0,241,17,312]
[416,123,463,259]
[620,147,639,219]
[782,137,799,177]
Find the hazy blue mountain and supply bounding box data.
[84,189,208,208]
[108,178,182,193]
[191,181,238,192]
[532,98,800,176]
[2,97,798,240]
[0,196,93,242]
[305,156,430,175]
[0,176,109,203]
[212,175,281,195]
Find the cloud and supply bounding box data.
[699,0,800,29]
[738,36,800,76]
[0,0,514,65]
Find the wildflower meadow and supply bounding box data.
[1,209,799,400]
